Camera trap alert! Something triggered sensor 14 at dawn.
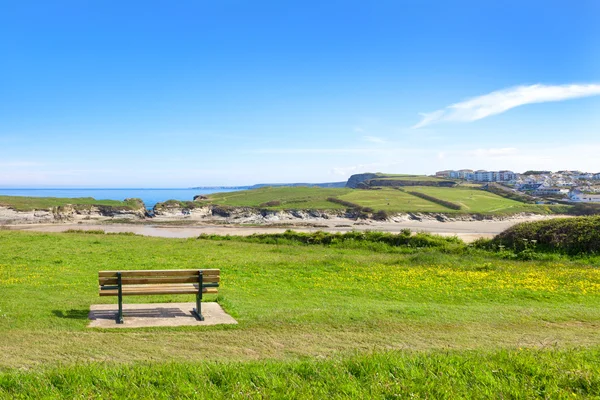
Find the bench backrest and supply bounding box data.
[98,269,220,287]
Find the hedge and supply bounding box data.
[406,191,462,210]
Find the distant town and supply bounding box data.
[435,169,600,203]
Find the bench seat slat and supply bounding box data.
[98,269,220,278]
[99,285,218,296]
[99,283,219,290]
[99,289,218,296]
[98,276,220,285]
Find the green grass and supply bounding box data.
[206,186,352,209]
[338,188,448,212]
[0,196,142,212]
[1,230,600,369]
[410,186,560,214]
[206,186,561,215]
[371,173,450,182]
[2,350,599,398]
[1,230,600,396]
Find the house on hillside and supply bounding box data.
[436,169,517,182]
[449,169,474,180]
[474,170,494,182]
[569,190,600,203]
[534,186,569,196]
[575,173,594,180]
[517,183,543,192]
[593,173,600,180]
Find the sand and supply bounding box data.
[5,214,561,242]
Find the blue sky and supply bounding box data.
[1,0,599,187]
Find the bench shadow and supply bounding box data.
[89,307,190,321]
[52,309,90,320]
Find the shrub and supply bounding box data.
[326,198,388,220]
[406,191,461,210]
[198,230,466,251]
[64,229,106,234]
[492,216,600,255]
[569,203,600,216]
[372,210,389,221]
[485,184,536,204]
[259,200,281,207]
[326,197,363,209]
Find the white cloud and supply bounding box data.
[362,136,386,144]
[250,147,410,155]
[413,83,600,128]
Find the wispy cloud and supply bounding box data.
[251,148,385,155]
[362,136,386,144]
[0,161,44,168]
[413,83,600,128]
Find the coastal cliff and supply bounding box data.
[150,202,539,224]
[0,198,147,225]
[345,173,378,188]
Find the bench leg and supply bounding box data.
[117,272,124,324]
[117,294,123,324]
[193,292,204,321]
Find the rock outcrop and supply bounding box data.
[0,201,147,225]
[345,173,378,188]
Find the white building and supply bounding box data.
[535,187,569,196]
[569,190,600,203]
[435,169,517,182]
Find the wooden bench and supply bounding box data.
[98,269,220,324]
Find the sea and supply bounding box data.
[0,188,244,209]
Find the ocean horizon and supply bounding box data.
[0,188,242,209]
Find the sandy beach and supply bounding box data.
[5,214,561,242]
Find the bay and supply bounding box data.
[0,188,243,209]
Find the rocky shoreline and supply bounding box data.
[0,204,147,225]
[0,202,564,226]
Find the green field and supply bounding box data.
[0,196,142,212]
[205,186,562,215]
[1,230,600,396]
[370,174,451,182]
[338,188,448,212]
[410,186,549,214]
[206,186,352,209]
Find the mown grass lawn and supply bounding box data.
[1,230,600,397]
